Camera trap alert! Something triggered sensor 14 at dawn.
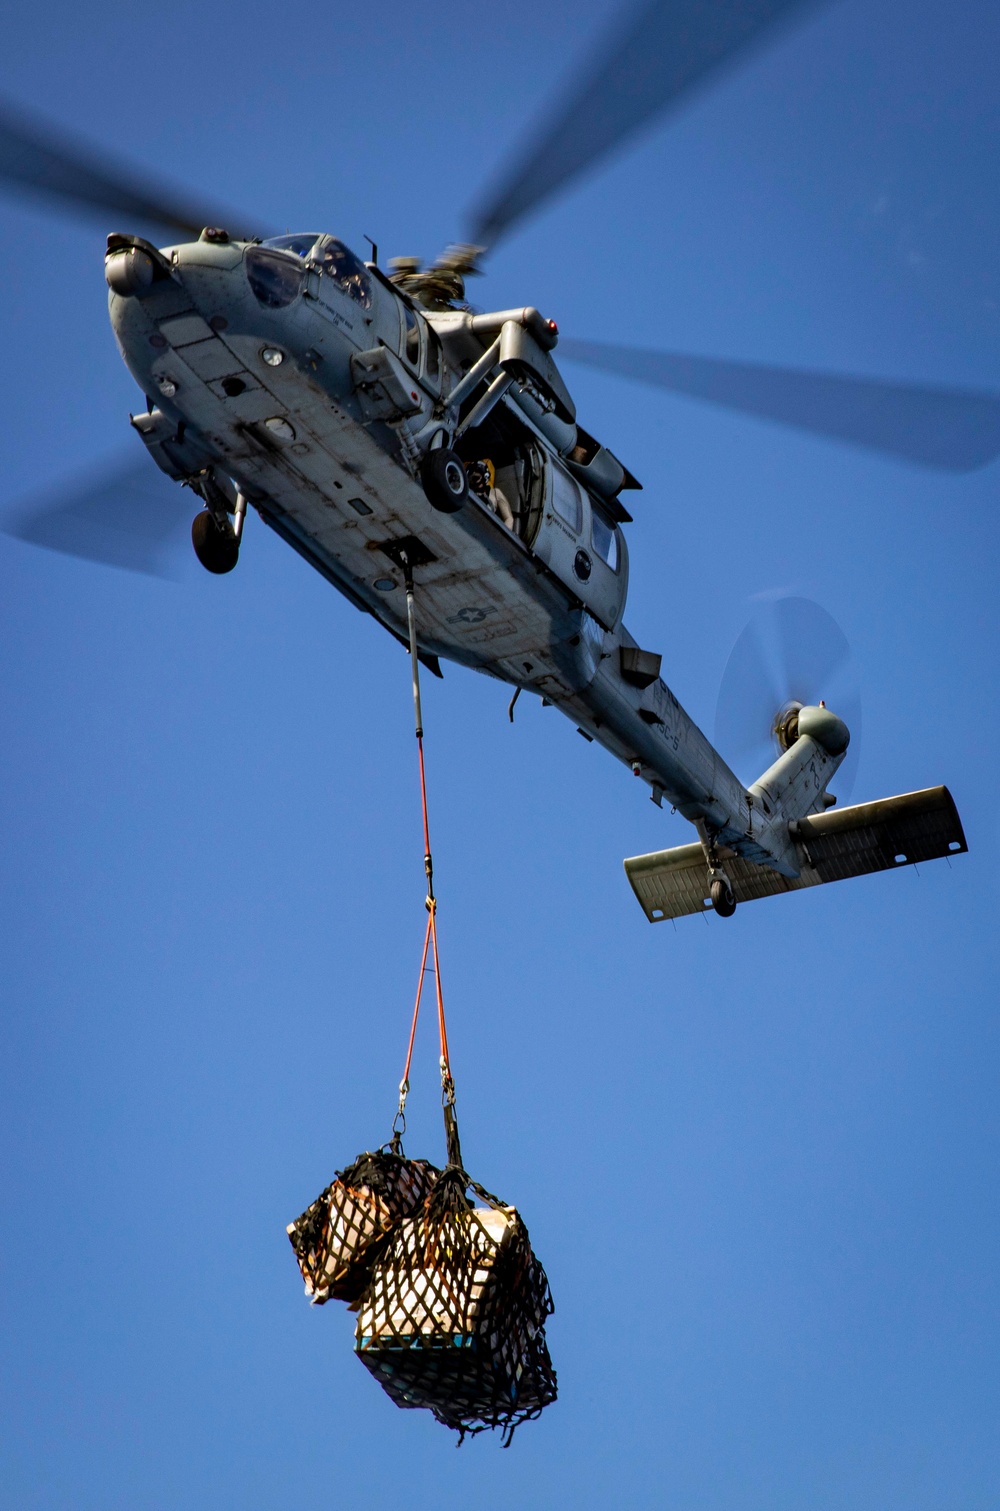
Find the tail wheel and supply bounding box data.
[710,878,737,918]
[192,510,239,574]
[420,448,468,513]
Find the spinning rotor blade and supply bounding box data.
[715,595,861,798]
[558,339,1000,472]
[771,594,851,705]
[469,0,824,248]
[4,455,192,577]
[0,101,261,238]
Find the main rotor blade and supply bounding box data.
[0,102,260,238]
[558,339,1000,472]
[4,455,192,577]
[469,0,823,248]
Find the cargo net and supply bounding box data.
[355,1165,557,1444]
[287,1150,439,1306]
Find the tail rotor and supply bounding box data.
[715,596,862,800]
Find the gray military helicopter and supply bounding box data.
[2,0,981,920]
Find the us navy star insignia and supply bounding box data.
[448,605,497,625]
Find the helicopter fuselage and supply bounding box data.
[107,230,847,879]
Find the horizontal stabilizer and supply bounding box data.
[624,786,967,922]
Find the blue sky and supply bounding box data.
[1,1,998,1506]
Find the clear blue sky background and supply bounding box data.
[1,2,998,1506]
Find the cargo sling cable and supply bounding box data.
[392,547,462,1171]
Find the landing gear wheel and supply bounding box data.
[192,510,239,574]
[710,878,737,918]
[420,448,468,513]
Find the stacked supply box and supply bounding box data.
[287,1150,438,1306]
[355,1178,556,1438]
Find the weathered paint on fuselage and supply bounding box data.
[108,233,836,875]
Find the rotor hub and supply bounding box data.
[773,701,802,752]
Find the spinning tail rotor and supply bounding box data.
[715,595,862,799]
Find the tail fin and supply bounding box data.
[625,786,967,922]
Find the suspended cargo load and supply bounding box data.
[287,566,556,1442]
[287,1149,438,1306]
[355,1166,557,1442]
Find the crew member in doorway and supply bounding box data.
[468,458,515,531]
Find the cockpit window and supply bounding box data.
[246,247,306,308]
[591,510,619,571]
[260,234,373,309]
[312,238,372,309]
[262,233,322,259]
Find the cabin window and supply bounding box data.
[313,238,373,309]
[403,305,421,367]
[425,327,442,385]
[591,510,619,571]
[551,472,582,533]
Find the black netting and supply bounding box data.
[286,1150,438,1306]
[354,1165,557,1441]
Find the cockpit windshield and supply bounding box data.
[260,234,373,309]
[262,233,323,260]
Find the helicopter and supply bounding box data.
[1,0,978,920]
